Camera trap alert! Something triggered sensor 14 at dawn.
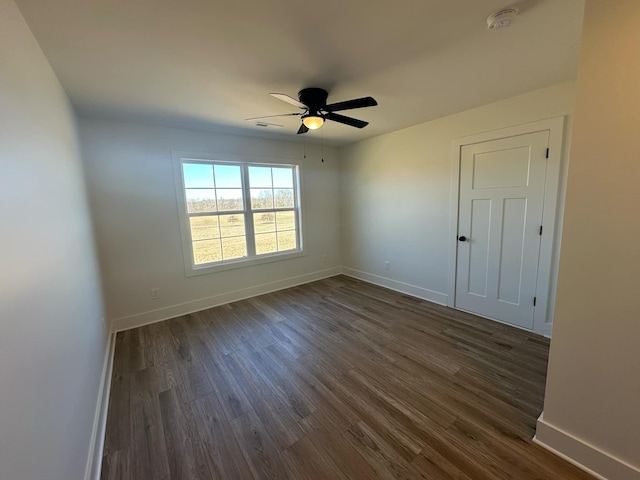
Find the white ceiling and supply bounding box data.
[15,0,584,146]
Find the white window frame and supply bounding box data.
[172,152,305,277]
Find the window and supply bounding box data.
[175,156,303,274]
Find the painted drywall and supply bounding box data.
[0,1,108,479]
[79,119,341,329]
[339,82,575,331]
[538,0,640,478]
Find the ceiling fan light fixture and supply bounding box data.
[302,114,324,130]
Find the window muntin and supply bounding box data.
[179,159,301,270]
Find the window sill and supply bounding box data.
[185,249,306,277]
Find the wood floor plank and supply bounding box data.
[299,412,381,480]
[101,275,595,480]
[144,322,182,393]
[111,331,131,377]
[129,368,170,479]
[165,316,215,401]
[412,444,475,480]
[100,448,130,480]
[193,392,256,480]
[202,355,252,421]
[181,313,253,421]
[310,357,427,462]
[230,410,292,480]
[281,436,348,480]
[242,347,317,420]
[102,371,130,456]
[224,351,304,449]
[263,344,360,430]
[158,385,214,480]
[345,421,432,480]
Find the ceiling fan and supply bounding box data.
[246,88,378,134]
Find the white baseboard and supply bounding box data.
[85,332,117,480]
[535,414,640,480]
[111,267,342,332]
[341,267,449,306]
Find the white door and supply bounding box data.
[455,131,549,329]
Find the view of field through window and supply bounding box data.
[182,162,298,265]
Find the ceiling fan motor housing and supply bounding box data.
[298,88,328,110]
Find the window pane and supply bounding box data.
[190,216,220,240]
[275,211,295,231]
[274,189,294,208]
[251,189,274,209]
[248,167,272,188]
[186,189,216,213]
[193,239,222,264]
[222,236,247,260]
[277,230,297,252]
[183,163,214,188]
[272,167,294,188]
[216,189,243,211]
[253,212,275,234]
[214,164,242,188]
[219,214,245,237]
[255,233,277,255]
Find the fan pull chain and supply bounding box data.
[303,139,307,159]
[321,128,324,163]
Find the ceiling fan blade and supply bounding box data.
[297,124,309,135]
[270,93,307,109]
[245,112,302,121]
[324,96,377,112]
[325,112,369,129]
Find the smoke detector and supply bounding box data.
[487,8,518,30]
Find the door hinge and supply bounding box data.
[546,148,550,159]
[539,225,543,235]
[533,297,537,306]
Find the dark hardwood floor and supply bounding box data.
[101,275,592,480]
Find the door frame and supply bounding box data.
[446,117,566,336]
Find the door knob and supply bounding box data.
[458,235,467,242]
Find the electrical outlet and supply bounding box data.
[384,261,391,271]
[151,288,160,300]
[322,254,328,264]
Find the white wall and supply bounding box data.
[79,119,341,330]
[0,1,108,479]
[537,1,640,478]
[339,82,575,322]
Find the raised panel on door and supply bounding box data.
[467,199,491,297]
[497,197,527,305]
[455,131,549,329]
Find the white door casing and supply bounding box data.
[447,117,566,336]
[455,131,548,330]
